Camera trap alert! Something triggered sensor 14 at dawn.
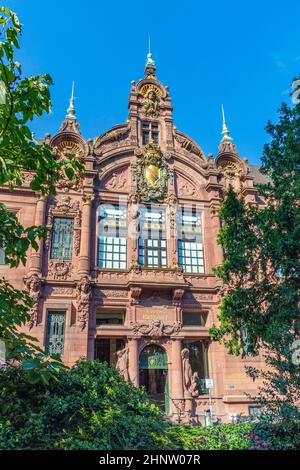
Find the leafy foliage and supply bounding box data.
[0,360,170,450]
[210,78,300,445]
[0,7,81,193]
[167,423,254,450]
[0,6,83,381]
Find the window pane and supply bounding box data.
[177,210,204,273]
[142,131,150,145]
[138,207,167,268]
[98,205,127,269]
[45,311,66,355]
[50,218,74,259]
[183,312,204,326]
[152,132,159,144]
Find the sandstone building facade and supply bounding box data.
[0,53,266,423]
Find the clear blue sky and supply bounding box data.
[7,0,300,164]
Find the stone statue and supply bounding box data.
[191,371,199,397]
[116,347,129,382]
[181,348,194,397]
[25,274,41,329]
[76,276,91,331]
[142,89,159,117]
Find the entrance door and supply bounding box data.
[139,345,169,414]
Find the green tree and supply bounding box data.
[210,78,300,447]
[0,6,82,382]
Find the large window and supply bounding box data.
[98,205,127,269]
[138,207,167,268]
[45,311,66,355]
[182,340,209,395]
[177,209,204,273]
[50,217,74,259]
[142,121,159,145]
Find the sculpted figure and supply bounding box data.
[116,347,129,382]
[191,371,199,397]
[181,348,193,397]
[142,89,159,117]
[76,276,91,331]
[25,274,41,329]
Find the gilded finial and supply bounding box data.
[66,81,76,121]
[221,104,233,142]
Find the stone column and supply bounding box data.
[127,197,139,270]
[170,338,184,420]
[78,194,94,276]
[29,194,47,275]
[166,192,179,269]
[128,336,139,386]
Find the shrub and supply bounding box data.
[0,359,170,450]
[167,423,255,450]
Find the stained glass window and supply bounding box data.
[50,217,74,259]
[177,210,204,273]
[98,205,127,269]
[139,207,167,268]
[45,311,66,355]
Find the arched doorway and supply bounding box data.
[139,344,169,414]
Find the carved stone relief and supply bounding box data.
[130,320,181,338]
[48,260,72,280]
[100,167,129,192]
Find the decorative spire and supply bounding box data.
[221,104,233,143]
[146,35,155,67]
[58,81,81,134]
[144,35,156,78]
[66,81,76,121]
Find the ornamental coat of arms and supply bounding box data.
[133,143,169,201]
